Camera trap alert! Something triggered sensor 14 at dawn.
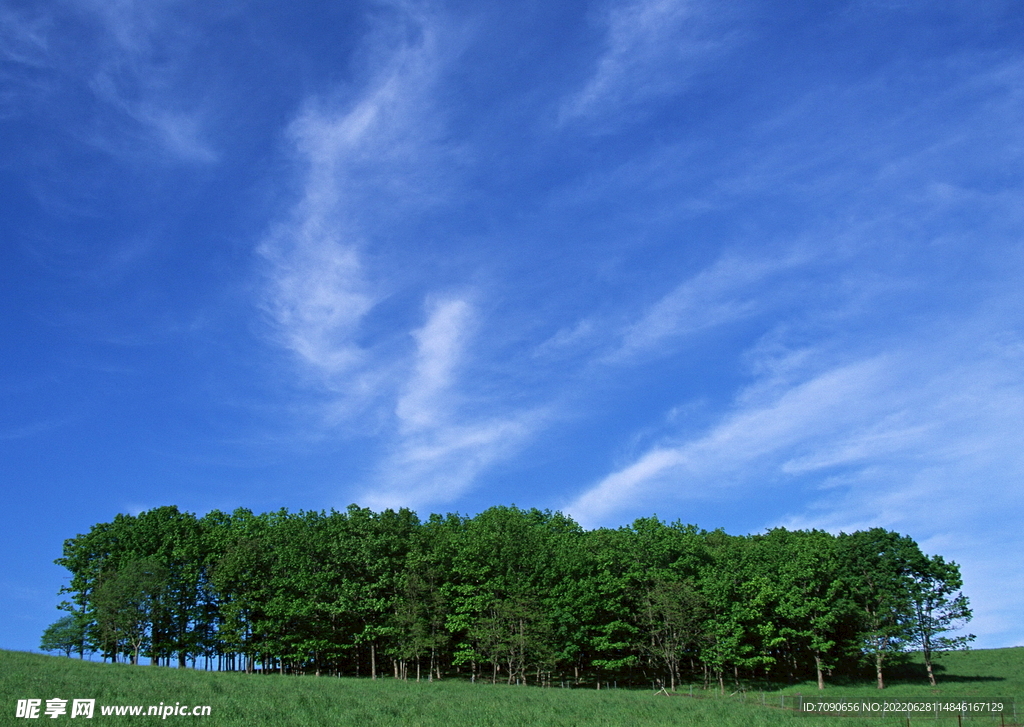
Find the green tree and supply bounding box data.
[40,614,88,658]
[128,507,209,667]
[388,519,453,681]
[618,518,708,690]
[761,529,850,690]
[346,505,420,679]
[92,557,170,665]
[905,553,974,686]
[639,577,704,690]
[204,507,284,672]
[447,507,564,685]
[840,529,917,689]
[699,530,767,694]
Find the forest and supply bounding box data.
[47,505,974,691]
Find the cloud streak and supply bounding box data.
[396,298,473,431]
[259,5,449,388]
[77,0,219,163]
[567,355,894,522]
[567,303,1024,646]
[560,0,736,126]
[363,297,543,510]
[258,8,543,508]
[607,251,810,363]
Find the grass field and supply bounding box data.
[2,648,1021,727]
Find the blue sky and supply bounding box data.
[2,0,1023,653]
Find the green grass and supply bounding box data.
[2,648,1022,727]
[744,647,1024,701]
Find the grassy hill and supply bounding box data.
[2,647,1021,726]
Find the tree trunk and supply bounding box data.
[923,641,936,687]
[371,642,377,680]
[814,653,824,690]
[875,653,885,689]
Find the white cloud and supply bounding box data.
[396,298,473,431]
[259,6,449,389]
[608,251,808,362]
[259,233,374,377]
[571,327,1024,525]
[361,298,545,510]
[0,417,75,441]
[0,0,219,162]
[80,0,220,163]
[567,355,893,524]
[255,9,545,509]
[362,415,536,512]
[0,4,50,68]
[567,307,1024,646]
[560,0,736,126]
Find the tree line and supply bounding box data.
[46,504,974,690]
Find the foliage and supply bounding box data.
[39,614,88,658]
[51,505,975,690]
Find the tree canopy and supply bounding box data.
[53,504,973,689]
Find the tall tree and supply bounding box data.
[762,529,849,690]
[92,557,170,665]
[447,507,563,685]
[840,529,917,689]
[699,530,768,694]
[904,553,974,686]
[638,577,704,690]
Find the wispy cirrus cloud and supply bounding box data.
[361,297,543,510]
[570,306,1024,522]
[560,0,738,126]
[396,298,473,431]
[258,9,544,508]
[567,354,895,523]
[0,4,50,69]
[2,0,219,163]
[259,233,374,379]
[567,304,1024,646]
[607,250,810,363]
[364,298,540,509]
[82,0,219,165]
[258,6,450,389]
